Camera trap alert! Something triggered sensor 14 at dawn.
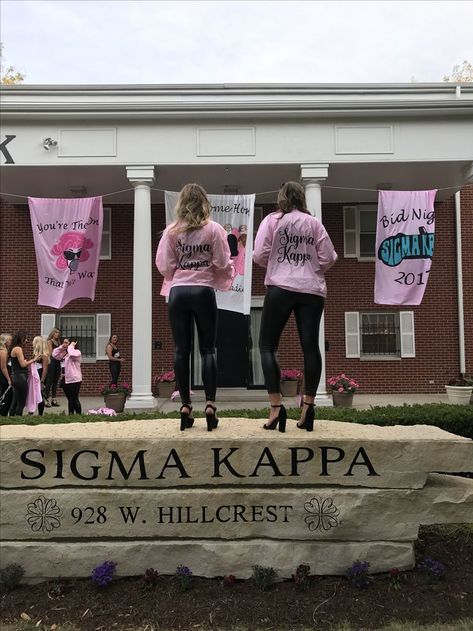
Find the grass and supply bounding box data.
[1,402,472,438]
[4,618,473,631]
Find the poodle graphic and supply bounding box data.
[51,231,94,272]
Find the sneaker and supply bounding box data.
[44,400,51,408]
[51,400,60,407]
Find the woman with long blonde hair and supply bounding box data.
[27,336,50,415]
[156,183,234,432]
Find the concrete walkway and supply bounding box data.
[35,390,454,416]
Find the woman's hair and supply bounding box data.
[32,336,48,358]
[106,334,117,353]
[47,328,61,341]
[70,337,80,350]
[0,333,12,351]
[277,181,311,216]
[11,331,28,349]
[170,183,211,233]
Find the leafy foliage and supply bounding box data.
[0,563,24,590]
[251,565,278,591]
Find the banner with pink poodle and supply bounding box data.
[28,196,103,308]
[375,189,436,305]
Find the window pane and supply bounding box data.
[103,207,111,231]
[359,234,376,257]
[359,210,377,231]
[58,315,96,359]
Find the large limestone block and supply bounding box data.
[1,419,471,490]
[1,475,471,542]
[0,539,415,580]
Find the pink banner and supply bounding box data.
[28,197,103,308]
[375,190,436,305]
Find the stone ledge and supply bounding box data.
[1,419,471,490]
[0,540,415,580]
[2,474,471,542]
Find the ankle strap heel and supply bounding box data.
[205,403,218,432]
[263,404,286,433]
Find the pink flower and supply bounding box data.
[111,384,116,389]
[338,386,344,393]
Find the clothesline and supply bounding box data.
[0,183,465,201]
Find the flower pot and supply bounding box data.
[332,391,354,408]
[280,380,298,397]
[104,392,127,413]
[445,385,473,405]
[158,381,176,398]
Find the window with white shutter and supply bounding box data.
[41,314,57,338]
[343,205,377,260]
[400,311,416,358]
[96,314,111,360]
[343,206,357,257]
[100,207,111,260]
[345,312,360,358]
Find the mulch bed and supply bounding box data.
[1,527,472,631]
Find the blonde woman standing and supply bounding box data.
[156,183,234,432]
[27,336,50,415]
[0,333,13,416]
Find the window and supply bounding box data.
[100,206,111,259]
[343,206,377,259]
[41,313,111,361]
[345,311,415,359]
[360,313,400,357]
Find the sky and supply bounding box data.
[1,0,473,84]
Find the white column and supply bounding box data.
[300,163,332,407]
[125,165,157,409]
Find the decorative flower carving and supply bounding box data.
[25,495,62,533]
[304,496,340,531]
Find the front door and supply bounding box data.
[192,310,248,388]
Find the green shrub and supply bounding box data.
[0,563,25,590]
[251,564,278,591]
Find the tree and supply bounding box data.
[0,43,25,85]
[443,60,473,83]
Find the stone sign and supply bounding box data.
[0,419,472,581]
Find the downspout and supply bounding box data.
[454,190,466,375]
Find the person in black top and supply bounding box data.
[8,331,40,416]
[44,328,62,407]
[0,333,13,416]
[106,334,124,386]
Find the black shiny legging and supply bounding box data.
[259,285,325,396]
[168,285,218,405]
[9,371,28,416]
[44,358,61,400]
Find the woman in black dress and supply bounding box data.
[44,328,61,407]
[9,331,40,416]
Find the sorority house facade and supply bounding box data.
[0,83,472,407]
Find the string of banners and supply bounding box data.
[27,188,436,310]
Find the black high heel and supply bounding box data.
[297,400,315,432]
[263,404,286,433]
[205,403,218,432]
[180,404,194,431]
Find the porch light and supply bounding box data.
[42,137,58,151]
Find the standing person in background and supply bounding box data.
[253,181,337,433]
[44,328,62,407]
[27,336,50,416]
[156,183,234,432]
[0,333,13,416]
[8,331,41,416]
[53,338,82,415]
[106,334,124,386]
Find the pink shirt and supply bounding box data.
[52,344,82,384]
[156,220,235,297]
[253,209,338,297]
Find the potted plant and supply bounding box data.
[445,376,473,405]
[153,370,176,398]
[280,369,302,397]
[100,382,132,413]
[327,373,360,407]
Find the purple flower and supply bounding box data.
[91,560,117,588]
